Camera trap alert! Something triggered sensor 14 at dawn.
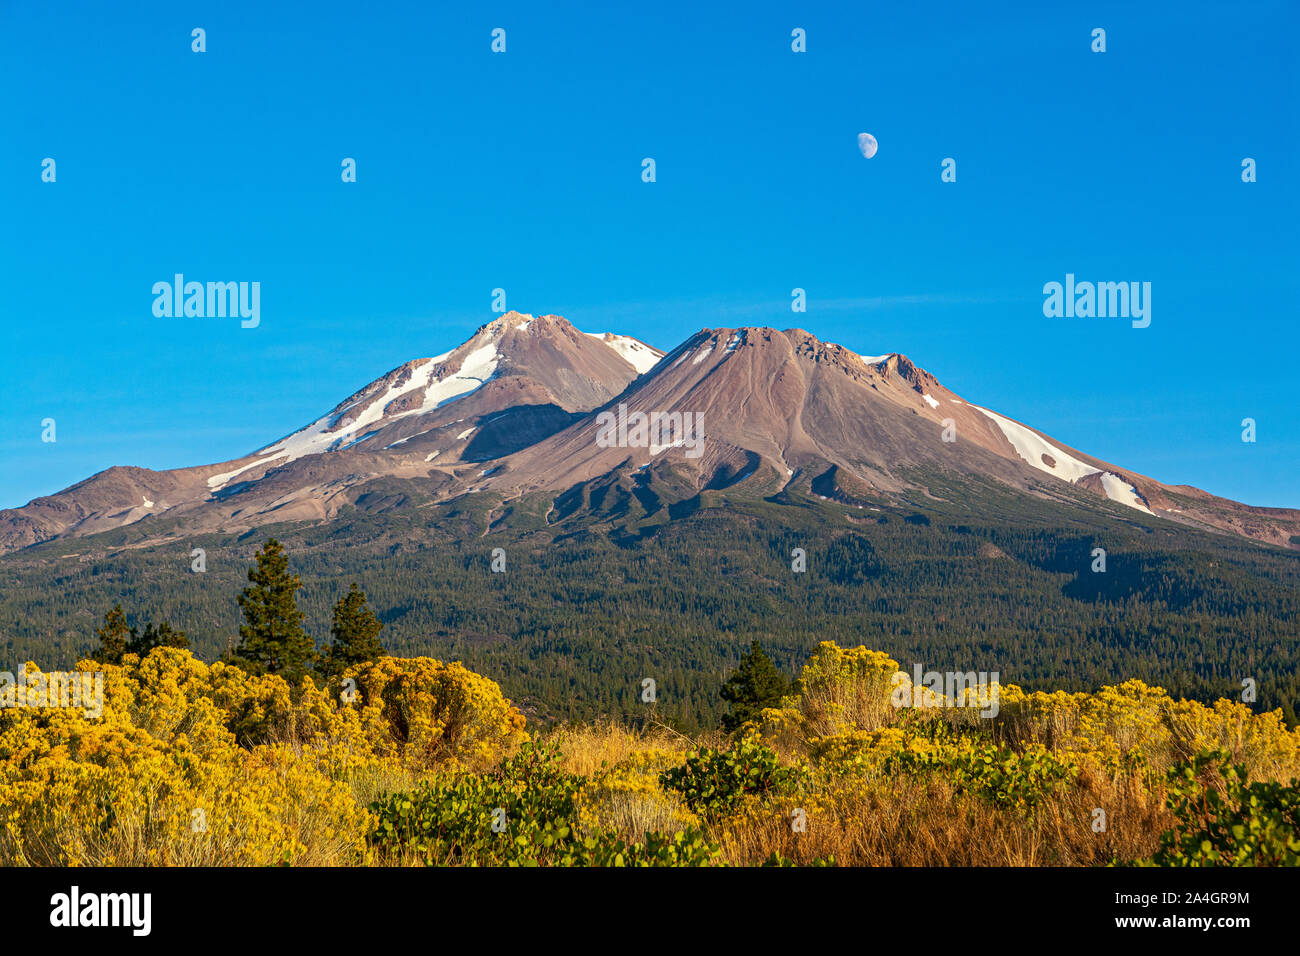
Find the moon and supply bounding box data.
[857,132,878,159]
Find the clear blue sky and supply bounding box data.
[2,0,1297,510]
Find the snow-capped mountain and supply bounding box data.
[473,327,1171,516]
[2,314,1297,553]
[205,311,659,493]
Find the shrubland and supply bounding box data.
[2,640,1297,867]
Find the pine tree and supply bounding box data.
[92,603,134,665]
[317,582,386,685]
[128,621,190,656]
[92,605,192,665]
[720,640,791,733]
[234,538,314,684]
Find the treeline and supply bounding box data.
[89,538,385,691]
[2,479,1299,729]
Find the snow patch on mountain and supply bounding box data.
[974,406,1151,514]
[208,454,287,491]
[425,343,499,407]
[254,344,500,468]
[1100,473,1153,514]
[975,406,1099,483]
[586,332,662,374]
[339,430,381,450]
[650,438,686,456]
[384,427,436,448]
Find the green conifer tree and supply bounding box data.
[128,621,191,657]
[92,603,134,665]
[234,538,314,684]
[720,640,791,733]
[317,582,386,685]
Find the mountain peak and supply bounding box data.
[4,315,1299,555]
[478,310,548,335]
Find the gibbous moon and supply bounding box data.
[857,132,878,159]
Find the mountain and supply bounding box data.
[5,314,1300,725]
[480,326,1300,548]
[0,312,661,551]
[1,314,1297,554]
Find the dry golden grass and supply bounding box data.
[715,767,1175,867]
[542,718,707,777]
[587,789,696,842]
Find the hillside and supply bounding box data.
[3,313,1299,730]
[3,474,1298,729]
[3,314,1298,555]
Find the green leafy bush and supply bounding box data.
[659,732,804,816]
[1147,750,1300,866]
[370,741,720,866]
[885,728,1076,810]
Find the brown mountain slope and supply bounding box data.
[0,312,661,551]
[1,318,1296,554]
[476,326,1300,548]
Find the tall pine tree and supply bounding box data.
[317,582,386,685]
[92,604,133,664]
[234,538,314,684]
[719,640,791,733]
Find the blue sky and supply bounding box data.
[2,0,1297,510]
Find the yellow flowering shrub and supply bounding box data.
[205,658,298,746]
[994,685,1086,751]
[759,642,902,750]
[1164,697,1300,779]
[338,657,528,773]
[0,647,530,866]
[4,636,1296,868]
[996,678,1300,782]
[807,727,906,776]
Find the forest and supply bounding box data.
[1,474,1297,731]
